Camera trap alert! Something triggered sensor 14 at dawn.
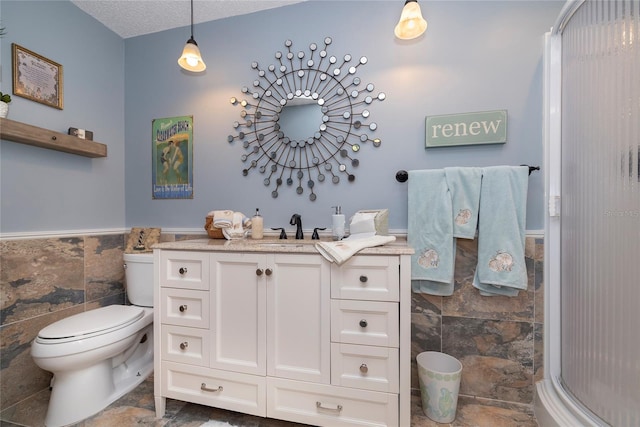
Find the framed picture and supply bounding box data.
[152,116,194,199]
[12,43,64,110]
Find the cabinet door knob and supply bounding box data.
[359,275,368,283]
[359,319,368,328]
[256,268,263,276]
[180,342,188,350]
[179,304,188,312]
[265,268,273,276]
[201,383,223,393]
[360,363,368,373]
[179,267,188,275]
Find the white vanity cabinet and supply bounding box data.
[153,240,412,427]
[155,250,329,417]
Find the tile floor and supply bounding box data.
[0,375,538,427]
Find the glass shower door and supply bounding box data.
[559,1,639,425]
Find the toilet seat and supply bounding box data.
[37,305,144,344]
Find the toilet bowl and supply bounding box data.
[31,252,154,427]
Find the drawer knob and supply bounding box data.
[179,267,188,275]
[179,304,188,312]
[359,319,368,328]
[201,383,223,393]
[316,401,343,412]
[180,342,188,350]
[360,363,368,373]
[359,275,368,283]
[265,268,273,276]
[256,268,263,276]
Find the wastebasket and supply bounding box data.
[416,351,463,423]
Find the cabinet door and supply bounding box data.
[210,252,267,376]
[267,254,330,384]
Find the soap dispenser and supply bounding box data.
[251,208,264,240]
[331,206,345,241]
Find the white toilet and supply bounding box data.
[31,252,154,427]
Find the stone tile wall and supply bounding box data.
[411,236,544,408]
[0,232,544,414]
[0,234,126,410]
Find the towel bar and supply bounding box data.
[395,165,540,183]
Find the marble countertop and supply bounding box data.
[153,236,414,255]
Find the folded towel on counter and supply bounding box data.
[472,166,529,296]
[408,170,456,296]
[445,167,482,239]
[211,210,234,229]
[222,212,252,240]
[315,235,396,265]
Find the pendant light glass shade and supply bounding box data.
[178,0,206,72]
[178,37,206,72]
[394,0,427,40]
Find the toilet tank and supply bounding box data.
[123,253,154,307]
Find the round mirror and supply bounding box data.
[229,37,385,200]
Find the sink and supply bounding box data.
[254,239,320,248]
[257,240,314,246]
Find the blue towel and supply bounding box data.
[473,166,529,296]
[444,167,482,239]
[408,170,455,296]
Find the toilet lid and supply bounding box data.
[38,305,144,340]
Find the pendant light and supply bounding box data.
[394,0,428,40]
[178,0,206,72]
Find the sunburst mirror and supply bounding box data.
[228,37,385,201]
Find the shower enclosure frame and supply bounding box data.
[537,0,638,425]
[536,2,594,424]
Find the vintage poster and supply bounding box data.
[152,116,193,199]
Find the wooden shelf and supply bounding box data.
[0,117,107,158]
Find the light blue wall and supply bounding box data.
[125,1,562,233]
[1,0,563,235]
[0,1,125,234]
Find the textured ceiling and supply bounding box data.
[71,0,305,39]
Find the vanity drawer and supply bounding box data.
[331,256,399,302]
[331,300,399,348]
[331,343,399,393]
[162,361,266,417]
[267,377,398,427]
[162,325,209,367]
[160,251,209,290]
[161,288,209,329]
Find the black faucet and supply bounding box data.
[289,214,303,240]
[312,227,326,240]
[271,227,287,239]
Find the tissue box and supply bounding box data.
[355,209,389,235]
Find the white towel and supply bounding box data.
[315,235,396,265]
[222,212,251,240]
[212,210,234,229]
